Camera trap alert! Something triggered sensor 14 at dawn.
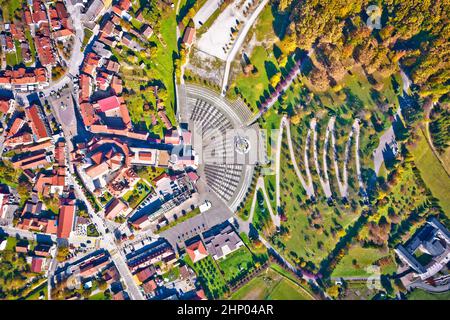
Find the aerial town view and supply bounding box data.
[0,0,448,305]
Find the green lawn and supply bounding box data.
[122,180,151,209]
[149,8,178,122]
[24,281,47,300]
[89,291,110,300]
[230,266,313,300]
[162,265,180,282]
[331,245,396,278]
[253,190,273,233]
[24,30,36,66]
[1,0,22,21]
[218,246,257,284]
[409,128,450,215]
[87,224,100,237]
[6,51,18,67]
[5,237,17,251]
[271,123,361,269]
[267,278,311,300]
[232,45,280,107]
[81,28,94,51]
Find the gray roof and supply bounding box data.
[203,223,242,259]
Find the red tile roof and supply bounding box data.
[7,117,25,137]
[25,105,49,141]
[79,102,98,126]
[55,141,65,166]
[104,198,128,220]
[0,99,11,114]
[31,257,44,273]
[142,279,157,294]
[96,95,121,112]
[136,266,156,283]
[57,201,75,239]
[182,27,196,46]
[186,240,208,263]
[53,29,73,39]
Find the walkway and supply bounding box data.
[247,177,280,229]
[284,116,314,198]
[311,118,332,199]
[353,119,367,198]
[330,117,351,198]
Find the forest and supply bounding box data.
[276,0,449,103]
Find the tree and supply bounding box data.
[270,72,282,88]
[326,285,340,299]
[278,0,290,12]
[56,246,69,262]
[97,279,107,291]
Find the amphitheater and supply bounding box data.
[179,83,265,212]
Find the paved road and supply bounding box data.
[372,111,399,175]
[66,174,145,300]
[47,254,58,300]
[408,281,450,293]
[0,116,8,158]
[221,0,270,95]
[62,1,85,77]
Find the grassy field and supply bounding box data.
[271,123,361,269]
[230,266,313,300]
[24,281,47,300]
[407,288,450,300]
[89,291,110,300]
[218,246,257,284]
[122,180,151,209]
[232,46,279,108]
[25,29,36,65]
[228,4,284,108]
[253,190,273,233]
[1,0,22,21]
[81,28,94,51]
[409,128,450,215]
[117,6,178,138]
[148,8,178,121]
[331,245,397,278]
